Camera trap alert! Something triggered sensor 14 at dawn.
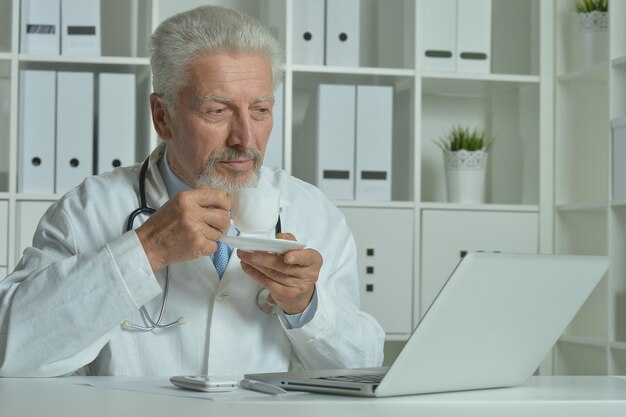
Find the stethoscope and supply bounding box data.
[121,157,281,332]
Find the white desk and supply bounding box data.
[2,376,626,417]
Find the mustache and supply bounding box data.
[208,148,262,165]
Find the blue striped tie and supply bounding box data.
[212,241,230,278]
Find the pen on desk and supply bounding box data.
[239,379,287,395]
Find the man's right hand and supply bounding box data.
[135,186,231,272]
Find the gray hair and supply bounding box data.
[150,5,283,112]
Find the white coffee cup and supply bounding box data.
[231,188,280,237]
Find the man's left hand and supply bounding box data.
[238,233,322,315]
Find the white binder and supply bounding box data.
[56,72,94,194]
[97,73,136,174]
[18,70,56,193]
[456,0,492,73]
[421,0,456,72]
[61,0,101,56]
[292,0,325,65]
[20,0,61,55]
[316,84,356,200]
[611,117,626,200]
[325,0,360,66]
[355,85,393,201]
[264,83,284,169]
[0,200,8,268]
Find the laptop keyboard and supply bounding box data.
[316,373,384,384]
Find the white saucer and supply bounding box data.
[221,236,305,254]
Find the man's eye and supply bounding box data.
[254,105,272,114]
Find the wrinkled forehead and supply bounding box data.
[182,52,274,104]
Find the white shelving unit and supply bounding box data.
[554,0,626,376]
[0,0,554,366]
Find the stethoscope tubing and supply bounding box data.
[122,157,281,332]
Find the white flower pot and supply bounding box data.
[444,150,488,204]
[579,11,608,67]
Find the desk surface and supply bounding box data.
[2,376,626,417]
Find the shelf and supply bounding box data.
[291,64,415,77]
[422,72,539,83]
[18,55,150,67]
[612,55,626,68]
[556,201,608,212]
[15,194,61,202]
[420,202,539,213]
[611,199,626,208]
[335,201,415,209]
[12,193,539,213]
[422,73,539,97]
[558,62,609,84]
[555,339,609,375]
[291,69,415,90]
[384,334,410,342]
[610,341,626,351]
[0,0,553,357]
[559,335,607,348]
[610,348,626,375]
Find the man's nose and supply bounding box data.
[228,113,255,148]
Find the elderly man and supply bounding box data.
[0,5,384,377]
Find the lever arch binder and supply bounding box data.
[292,0,325,65]
[456,0,492,73]
[316,84,356,200]
[355,85,393,201]
[56,72,94,193]
[18,70,56,193]
[325,0,360,66]
[97,73,136,174]
[421,0,456,72]
[61,0,101,56]
[20,0,61,55]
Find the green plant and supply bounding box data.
[575,0,608,13]
[435,125,493,152]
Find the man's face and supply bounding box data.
[161,51,274,191]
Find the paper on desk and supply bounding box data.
[80,378,308,401]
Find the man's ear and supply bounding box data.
[150,93,173,140]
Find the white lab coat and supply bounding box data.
[0,144,385,377]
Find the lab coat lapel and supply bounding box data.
[187,256,221,288]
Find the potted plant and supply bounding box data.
[435,126,493,204]
[576,0,608,66]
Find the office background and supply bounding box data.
[0,0,624,377]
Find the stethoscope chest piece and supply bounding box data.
[256,288,278,315]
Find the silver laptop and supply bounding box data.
[245,252,609,397]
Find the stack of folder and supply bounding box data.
[292,0,360,66]
[296,84,393,202]
[18,70,135,194]
[20,0,101,56]
[421,0,492,73]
